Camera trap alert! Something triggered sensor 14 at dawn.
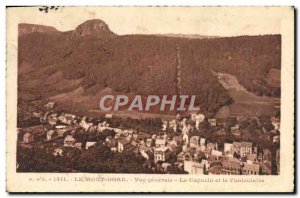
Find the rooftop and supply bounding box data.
[118,138,131,145]
[243,163,260,172]
[155,146,169,152]
[155,139,166,145]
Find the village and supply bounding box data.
[17,101,280,175]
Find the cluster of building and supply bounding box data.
[18,102,280,175]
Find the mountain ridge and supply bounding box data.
[18,23,59,36]
[18,21,279,39]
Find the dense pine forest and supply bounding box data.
[18,20,281,115]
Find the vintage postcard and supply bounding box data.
[6,6,294,192]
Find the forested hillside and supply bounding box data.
[18,19,281,114]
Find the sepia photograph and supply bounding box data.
[6,6,294,192]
